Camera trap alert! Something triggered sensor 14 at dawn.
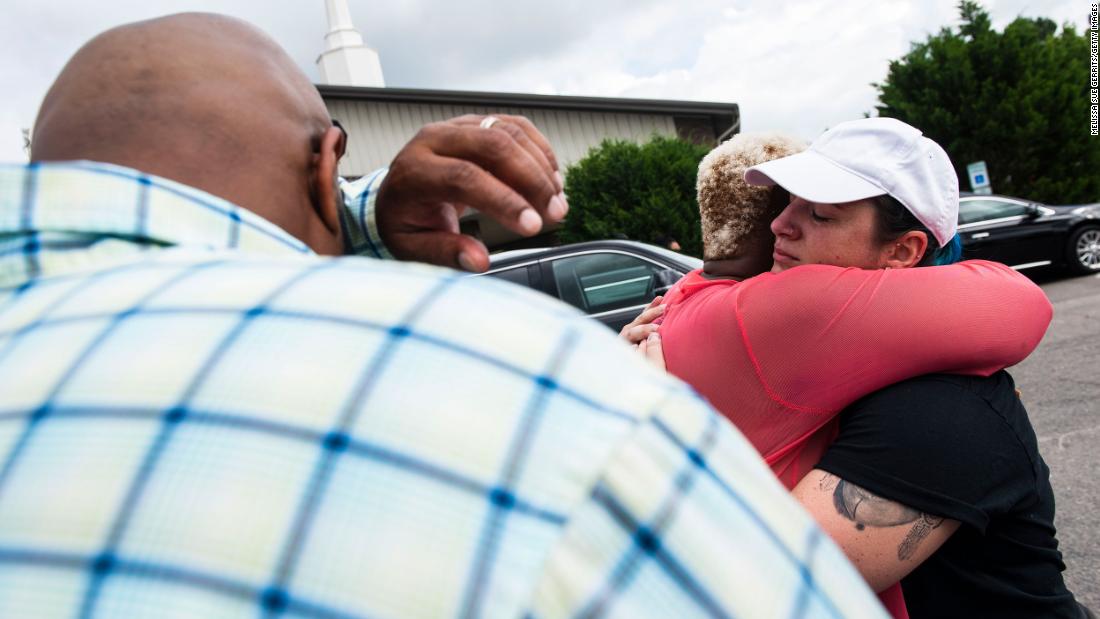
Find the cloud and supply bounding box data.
[1,0,1089,161]
[0,1,329,160]
[361,0,663,88]
[442,0,1088,142]
[434,0,929,139]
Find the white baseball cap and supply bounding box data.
[744,117,959,246]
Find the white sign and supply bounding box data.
[967,161,993,195]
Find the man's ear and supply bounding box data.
[882,231,929,269]
[310,125,345,244]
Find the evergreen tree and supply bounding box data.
[875,1,1098,203]
[560,135,709,256]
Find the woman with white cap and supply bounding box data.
[637,118,1034,489]
[749,116,963,272]
[754,119,1086,619]
[633,118,1085,618]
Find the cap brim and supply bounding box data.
[745,150,886,204]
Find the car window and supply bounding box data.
[959,198,1030,225]
[486,266,531,288]
[550,253,663,314]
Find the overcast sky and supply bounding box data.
[1,0,1090,161]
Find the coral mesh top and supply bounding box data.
[658,261,1052,490]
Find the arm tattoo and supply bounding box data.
[822,473,946,560]
[818,474,840,493]
[830,475,920,529]
[898,514,946,561]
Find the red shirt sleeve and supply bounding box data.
[733,260,1052,413]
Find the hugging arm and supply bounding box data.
[738,261,1052,412]
[793,470,959,592]
[793,374,1030,594]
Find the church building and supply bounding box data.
[318,0,740,248]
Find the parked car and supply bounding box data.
[482,240,701,331]
[958,194,1100,274]
[482,195,1099,330]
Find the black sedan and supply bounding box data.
[482,240,701,331]
[959,194,1100,274]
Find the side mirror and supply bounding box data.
[1025,204,1042,218]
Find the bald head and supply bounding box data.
[33,13,345,254]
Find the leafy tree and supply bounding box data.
[560,135,709,256]
[875,1,1099,204]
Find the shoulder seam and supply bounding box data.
[732,291,831,415]
[889,375,1042,487]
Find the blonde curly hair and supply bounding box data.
[697,133,807,261]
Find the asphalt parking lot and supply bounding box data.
[1013,269,1100,609]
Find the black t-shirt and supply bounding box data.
[817,371,1080,619]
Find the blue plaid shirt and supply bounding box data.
[0,160,885,618]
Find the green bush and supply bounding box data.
[560,135,710,257]
[875,1,1099,204]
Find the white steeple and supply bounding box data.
[317,0,385,87]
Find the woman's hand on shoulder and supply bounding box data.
[619,295,665,344]
[635,332,667,372]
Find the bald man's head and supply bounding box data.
[33,13,346,254]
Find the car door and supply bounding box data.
[959,197,1060,268]
[541,251,674,331]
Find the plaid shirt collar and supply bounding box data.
[1,160,312,289]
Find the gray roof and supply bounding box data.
[317,85,740,137]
